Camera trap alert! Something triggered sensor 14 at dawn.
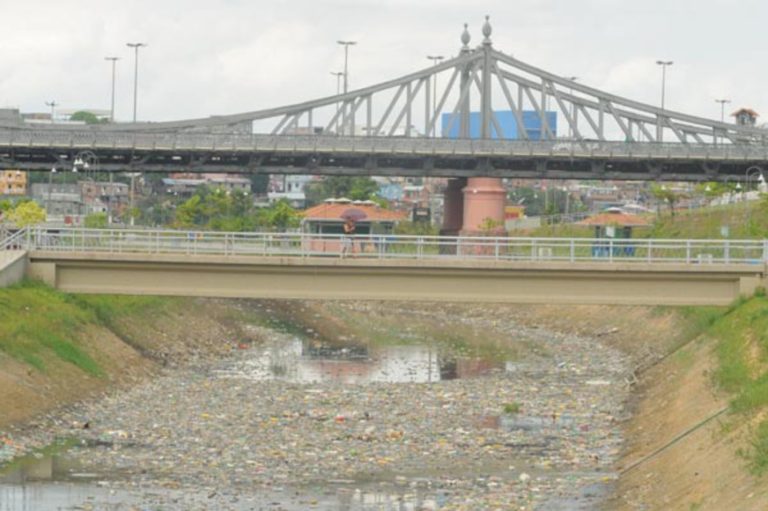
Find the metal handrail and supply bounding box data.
[24,227,768,265]
[0,227,27,251]
[2,130,768,161]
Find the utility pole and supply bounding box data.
[714,98,730,146]
[427,55,444,137]
[656,60,673,142]
[105,57,120,122]
[715,98,731,122]
[45,100,58,123]
[337,40,356,94]
[126,43,147,122]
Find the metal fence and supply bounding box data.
[2,130,768,162]
[0,228,27,251]
[11,227,768,265]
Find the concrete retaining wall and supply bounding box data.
[0,251,27,287]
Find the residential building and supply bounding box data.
[267,174,316,208]
[0,170,27,196]
[163,173,252,197]
[80,181,130,214]
[30,183,84,217]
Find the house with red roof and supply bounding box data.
[301,198,407,254]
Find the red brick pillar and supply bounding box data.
[461,177,506,235]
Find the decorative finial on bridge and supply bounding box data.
[461,23,471,50]
[482,15,492,45]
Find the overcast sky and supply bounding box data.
[1,0,766,126]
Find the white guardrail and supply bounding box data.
[1,130,768,161]
[5,227,768,265]
[0,228,28,251]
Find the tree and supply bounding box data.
[257,199,301,230]
[174,195,203,228]
[84,212,109,228]
[70,111,107,125]
[8,201,46,227]
[305,176,379,205]
[650,184,684,218]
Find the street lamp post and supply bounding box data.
[337,40,356,94]
[337,40,356,136]
[47,167,57,217]
[126,43,147,123]
[427,55,444,137]
[656,60,673,142]
[714,99,730,146]
[715,98,731,123]
[105,57,120,122]
[72,151,100,219]
[45,100,58,124]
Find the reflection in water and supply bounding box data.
[0,453,451,510]
[216,337,503,383]
[0,454,139,511]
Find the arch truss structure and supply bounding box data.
[73,17,765,148]
[1,18,767,180]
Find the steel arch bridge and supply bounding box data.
[1,17,766,181]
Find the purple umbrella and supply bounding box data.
[340,208,367,222]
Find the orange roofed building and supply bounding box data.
[577,207,650,239]
[301,198,407,254]
[301,198,406,236]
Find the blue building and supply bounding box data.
[441,110,557,140]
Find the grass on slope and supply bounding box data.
[0,280,167,377]
[517,199,768,240]
[684,293,768,475]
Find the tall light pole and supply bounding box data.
[330,71,343,95]
[126,43,147,122]
[105,57,120,122]
[656,60,673,141]
[715,98,731,123]
[427,55,444,137]
[337,40,356,94]
[45,100,58,123]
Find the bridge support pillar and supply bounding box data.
[461,177,506,235]
[440,178,466,236]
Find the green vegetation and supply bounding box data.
[0,281,167,376]
[503,402,521,414]
[304,176,380,206]
[0,281,102,375]
[174,187,300,231]
[393,220,440,236]
[524,196,768,239]
[6,200,46,227]
[69,111,108,125]
[84,212,109,228]
[676,295,768,475]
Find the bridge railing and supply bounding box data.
[22,227,768,265]
[0,227,27,251]
[4,129,768,162]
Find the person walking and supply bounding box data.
[341,218,356,257]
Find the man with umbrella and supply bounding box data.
[340,208,365,257]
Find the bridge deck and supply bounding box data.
[26,249,767,306]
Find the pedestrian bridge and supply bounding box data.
[2,228,766,306]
